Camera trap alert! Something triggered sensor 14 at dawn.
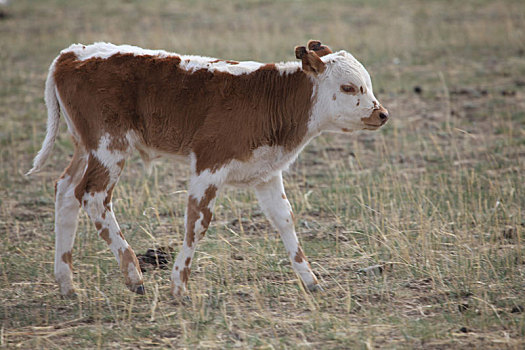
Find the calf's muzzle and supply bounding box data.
[361,105,389,127]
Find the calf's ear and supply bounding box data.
[294,46,326,75]
[307,40,333,57]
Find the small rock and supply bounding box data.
[501,89,516,97]
[511,305,524,313]
[137,248,171,272]
[231,253,244,261]
[459,327,470,333]
[357,264,384,277]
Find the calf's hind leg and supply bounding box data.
[77,152,144,294]
[54,145,87,296]
[171,172,222,297]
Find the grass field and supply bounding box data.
[1,0,525,348]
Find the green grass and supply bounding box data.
[1,0,525,348]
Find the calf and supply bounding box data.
[28,40,389,297]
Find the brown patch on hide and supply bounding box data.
[193,63,313,173]
[101,212,106,220]
[56,138,87,203]
[118,246,142,286]
[117,159,125,170]
[185,257,191,266]
[74,155,110,202]
[118,231,124,239]
[281,193,286,200]
[332,94,336,101]
[342,128,352,133]
[104,183,115,211]
[54,50,314,175]
[360,86,364,94]
[95,221,102,230]
[99,228,112,245]
[55,52,183,152]
[356,99,360,106]
[180,267,191,285]
[62,251,73,270]
[261,63,276,70]
[307,40,333,57]
[186,185,218,246]
[294,247,306,263]
[210,59,239,65]
[60,140,84,176]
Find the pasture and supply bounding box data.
[1,0,524,348]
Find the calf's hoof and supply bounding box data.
[60,289,78,299]
[170,280,187,298]
[307,283,324,293]
[172,295,192,306]
[58,282,76,297]
[128,283,145,295]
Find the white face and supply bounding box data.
[314,51,388,133]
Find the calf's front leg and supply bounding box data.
[254,172,321,291]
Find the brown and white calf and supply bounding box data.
[28,40,388,297]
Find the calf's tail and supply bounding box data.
[26,59,61,175]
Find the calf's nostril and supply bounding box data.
[379,112,388,120]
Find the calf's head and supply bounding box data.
[296,41,389,133]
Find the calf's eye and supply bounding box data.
[340,84,358,95]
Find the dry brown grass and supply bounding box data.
[1,0,525,348]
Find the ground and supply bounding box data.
[0,0,524,348]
